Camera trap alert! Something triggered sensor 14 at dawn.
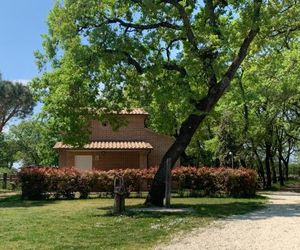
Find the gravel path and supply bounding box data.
[156,192,300,250]
[0,192,18,200]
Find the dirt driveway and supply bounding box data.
[156,192,300,250]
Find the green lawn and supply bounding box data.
[283,177,300,187]
[0,195,266,250]
[271,177,300,191]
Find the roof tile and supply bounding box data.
[118,108,148,115]
[54,141,153,150]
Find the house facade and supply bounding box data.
[54,108,178,171]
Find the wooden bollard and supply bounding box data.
[2,173,8,189]
[114,177,126,214]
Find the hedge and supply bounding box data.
[18,166,257,200]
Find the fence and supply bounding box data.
[0,173,18,190]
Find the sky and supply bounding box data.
[0,1,55,82]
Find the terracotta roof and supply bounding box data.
[86,108,149,115]
[118,108,148,115]
[54,141,153,150]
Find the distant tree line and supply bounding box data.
[0,77,58,168]
[182,46,300,188]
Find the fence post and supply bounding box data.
[2,173,8,189]
[165,158,171,208]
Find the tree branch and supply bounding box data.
[166,37,184,62]
[106,17,181,30]
[204,0,222,37]
[0,105,20,132]
[103,49,187,77]
[78,17,181,32]
[103,49,144,73]
[222,29,259,85]
[164,0,198,51]
[269,24,300,37]
[196,0,262,111]
[163,62,187,77]
[165,0,218,87]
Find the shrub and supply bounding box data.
[18,166,257,200]
[18,167,52,200]
[226,168,257,197]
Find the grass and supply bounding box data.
[270,177,300,191]
[283,177,300,186]
[0,195,266,250]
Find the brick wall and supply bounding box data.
[90,114,147,140]
[58,114,179,169]
[59,150,145,170]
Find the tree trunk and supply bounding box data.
[180,150,192,166]
[283,159,289,181]
[278,156,284,186]
[253,148,266,188]
[271,155,277,184]
[265,143,272,189]
[284,139,292,181]
[145,113,206,206]
[257,159,266,188]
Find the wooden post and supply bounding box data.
[114,177,126,214]
[2,173,8,189]
[165,158,171,208]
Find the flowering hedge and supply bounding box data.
[18,166,257,200]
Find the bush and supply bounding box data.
[18,166,257,200]
[172,167,257,197]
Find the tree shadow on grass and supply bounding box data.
[0,192,114,208]
[102,197,300,221]
[99,198,267,220]
[0,195,58,208]
[230,203,300,220]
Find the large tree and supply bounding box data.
[0,79,35,133]
[8,120,59,166]
[34,0,300,205]
[0,133,18,168]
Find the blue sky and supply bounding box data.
[0,1,54,81]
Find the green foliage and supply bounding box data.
[0,134,18,169]
[0,79,35,132]
[0,167,16,174]
[32,1,300,193]
[32,0,293,144]
[8,119,59,166]
[184,117,217,166]
[185,41,300,181]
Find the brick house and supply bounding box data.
[54,108,178,171]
